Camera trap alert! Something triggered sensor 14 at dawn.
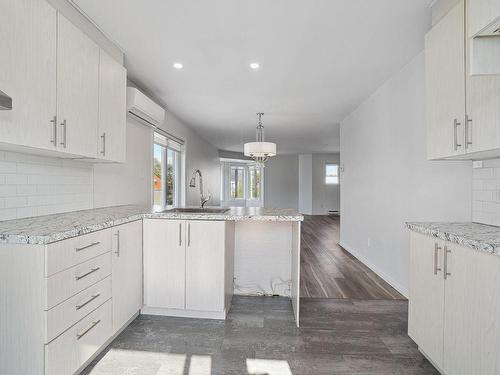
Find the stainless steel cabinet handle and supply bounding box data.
[114,230,120,257]
[188,222,191,247]
[76,319,101,340]
[453,119,462,151]
[75,241,101,252]
[50,116,57,146]
[76,293,101,310]
[434,243,442,275]
[465,115,473,148]
[75,267,100,281]
[60,119,67,148]
[443,246,451,280]
[100,132,106,156]
[179,223,182,246]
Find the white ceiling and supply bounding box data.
[74,0,431,154]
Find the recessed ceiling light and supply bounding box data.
[173,62,183,69]
[249,63,260,69]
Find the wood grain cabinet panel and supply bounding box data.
[143,219,186,309]
[468,0,500,37]
[425,1,466,160]
[111,220,143,333]
[0,0,57,151]
[56,13,99,158]
[98,49,127,163]
[408,232,445,370]
[443,243,500,375]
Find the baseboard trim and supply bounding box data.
[141,305,227,320]
[337,241,409,298]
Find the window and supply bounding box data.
[221,161,264,206]
[325,164,339,184]
[153,132,183,209]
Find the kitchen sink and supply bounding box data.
[163,207,230,214]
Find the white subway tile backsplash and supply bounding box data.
[473,159,500,226]
[0,151,93,220]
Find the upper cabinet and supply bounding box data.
[426,0,500,160]
[426,2,466,160]
[0,0,127,163]
[98,50,127,163]
[467,0,500,37]
[0,0,57,152]
[56,13,99,158]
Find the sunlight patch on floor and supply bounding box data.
[246,358,293,375]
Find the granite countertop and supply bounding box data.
[0,205,303,245]
[406,222,500,256]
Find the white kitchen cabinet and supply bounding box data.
[98,49,127,163]
[426,1,466,160]
[111,220,143,333]
[186,221,226,312]
[56,13,99,158]
[143,219,186,309]
[143,219,234,319]
[409,230,500,375]
[0,0,57,151]
[408,232,445,370]
[468,0,500,37]
[442,242,500,375]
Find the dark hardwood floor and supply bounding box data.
[300,215,404,299]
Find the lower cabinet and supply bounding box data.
[0,222,144,375]
[111,220,143,333]
[408,231,500,374]
[143,219,234,318]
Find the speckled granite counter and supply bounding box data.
[406,222,500,256]
[0,205,303,245]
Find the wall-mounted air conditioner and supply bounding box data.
[126,87,165,127]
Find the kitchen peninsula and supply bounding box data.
[0,205,302,375]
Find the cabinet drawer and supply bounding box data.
[45,229,112,276]
[45,300,112,375]
[45,276,112,343]
[45,252,111,309]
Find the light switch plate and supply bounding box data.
[472,160,484,169]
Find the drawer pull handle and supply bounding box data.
[75,267,100,281]
[76,241,101,252]
[76,293,101,310]
[76,319,101,340]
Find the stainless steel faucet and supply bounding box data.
[189,170,211,208]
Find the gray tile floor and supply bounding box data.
[82,296,439,375]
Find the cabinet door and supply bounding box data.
[57,13,99,158]
[186,221,225,312]
[443,243,500,374]
[408,232,445,370]
[0,0,57,151]
[468,0,500,37]
[143,219,185,309]
[111,220,143,333]
[98,50,127,162]
[425,1,466,160]
[466,61,500,154]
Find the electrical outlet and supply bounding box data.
[473,160,484,169]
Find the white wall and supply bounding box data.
[340,52,472,296]
[312,153,340,215]
[298,154,313,214]
[264,155,299,210]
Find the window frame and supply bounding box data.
[325,163,340,185]
[152,131,185,210]
[220,159,264,206]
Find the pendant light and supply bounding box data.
[244,113,277,167]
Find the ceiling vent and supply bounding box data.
[126,87,165,127]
